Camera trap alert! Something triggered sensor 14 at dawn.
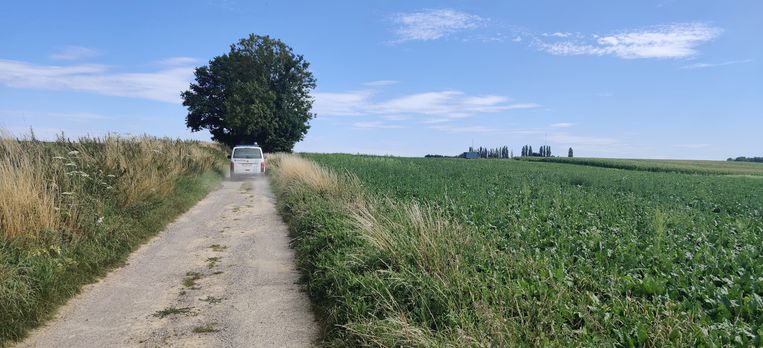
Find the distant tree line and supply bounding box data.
[727,156,763,163]
[453,146,513,159]
[467,146,512,159]
[435,145,575,159]
[521,145,553,157]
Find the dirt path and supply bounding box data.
[17,176,318,347]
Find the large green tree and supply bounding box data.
[182,34,316,152]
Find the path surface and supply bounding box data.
[18,176,318,347]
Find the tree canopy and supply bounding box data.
[182,34,316,152]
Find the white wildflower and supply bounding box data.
[97,217,104,224]
[68,150,79,155]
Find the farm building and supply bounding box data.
[460,151,480,159]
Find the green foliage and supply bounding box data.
[727,156,763,163]
[276,154,763,346]
[182,34,316,152]
[521,156,763,176]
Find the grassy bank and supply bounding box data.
[519,156,763,176]
[271,153,762,346]
[0,134,226,345]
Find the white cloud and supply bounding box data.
[422,118,452,124]
[0,59,194,103]
[312,90,376,116]
[312,84,540,119]
[543,32,573,38]
[550,122,574,128]
[50,46,100,61]
[363,80,399,87]
[429,125,494,133]
[392,9,484,42]
[352,121,404,129]
[429,125,546,135]
[158,56,200,66]
[682,59,752,69]
[537,22,721,59]
[383,115,411,121]
[0,109,112,121]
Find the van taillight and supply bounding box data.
[230,161,234,173]
[260,160,266,172]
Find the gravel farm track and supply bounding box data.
[17,176,318,347]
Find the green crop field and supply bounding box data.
[520,156,763,176]
[274,153,763,346]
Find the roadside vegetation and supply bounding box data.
[271,153,762,346]
[519,156,763,176]
[0,131,226,344]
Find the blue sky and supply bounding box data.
[1,1,761,159]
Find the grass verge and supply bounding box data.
[270,154,489,346]
[0,133,225,345]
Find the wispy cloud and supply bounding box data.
[158,56,200,66]
[535,22,721,59]
[352,121,404,129]
[50,46,100,61]
[364,80,399,87]
[383,115,411,121]
[682,59,752,69]
[429,124,546,135]
[0,109,112,121]
[0,59,194,103]
[429,125,494,133]
[542,32,574,38]
[550,122,574,128]
[391,9,485,42]
[313,83,540,120]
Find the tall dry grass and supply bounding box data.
[0,135,60,240]
[0,131,224,240]
[269,153,360,197]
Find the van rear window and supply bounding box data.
[232,148,262,159]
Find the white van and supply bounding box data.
[229,145,265,177]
